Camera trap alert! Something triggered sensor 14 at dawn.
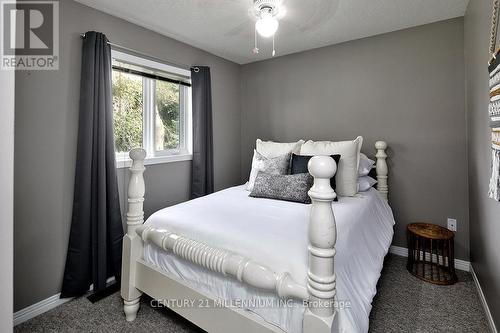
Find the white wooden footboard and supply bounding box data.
[135,225,309,300]
[121,142,389,333]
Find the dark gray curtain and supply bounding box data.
[61,31,123,298]
[190,66,214,198]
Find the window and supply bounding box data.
[111,50,192,167]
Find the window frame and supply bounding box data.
[111,50,192,168]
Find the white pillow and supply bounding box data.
[246,150,290,191]
[358,176,377,192]
[358,153,375,176]
[300,136,363,196]
[256,139,304,158]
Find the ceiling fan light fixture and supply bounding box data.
[252,0,282,56]
[255,10,279,38]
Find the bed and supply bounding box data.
[120,141,393,333]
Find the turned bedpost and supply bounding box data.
[120,148,146,321]
[375,141,388,200]
[303,156,338,333]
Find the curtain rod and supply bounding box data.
[79,33,194,71]
[112,65,191,87]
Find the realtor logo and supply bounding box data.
[1,1,59,70]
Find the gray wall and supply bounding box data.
[240,18,469,260]
[0,58,15,330]
[465,0,500,327]
[14,0,241,311]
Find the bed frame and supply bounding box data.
[121,141,388,333]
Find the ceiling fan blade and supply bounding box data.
[282,0,339,33]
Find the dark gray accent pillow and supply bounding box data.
[249,172,314,204]
[291,153,341,202]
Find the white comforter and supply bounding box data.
[143,185,394,333]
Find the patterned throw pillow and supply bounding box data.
[250,172,314,204]
[247,150,291,191]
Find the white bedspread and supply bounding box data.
[143,186,394,333]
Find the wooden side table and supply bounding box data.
[407,223,457,285]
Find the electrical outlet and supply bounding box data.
[447,218,457,231]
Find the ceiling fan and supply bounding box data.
[252,0,284,56]
[222,0,339,58]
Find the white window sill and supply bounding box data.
[116,154,193,169]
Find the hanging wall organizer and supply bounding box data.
[488,0,500,201]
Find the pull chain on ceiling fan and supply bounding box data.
[252,0,283,57]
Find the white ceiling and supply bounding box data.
[75,0,469,64]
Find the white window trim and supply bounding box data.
[116,154,193,169]
[111,49,192,168]
[112,50,191,78]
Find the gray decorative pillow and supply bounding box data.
[246,150,291,191]
[250,172,314,204]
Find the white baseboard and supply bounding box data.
[13,293,72,326]
[14,277,116,326]
[471,265,498,333]
[389,245,470,272]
